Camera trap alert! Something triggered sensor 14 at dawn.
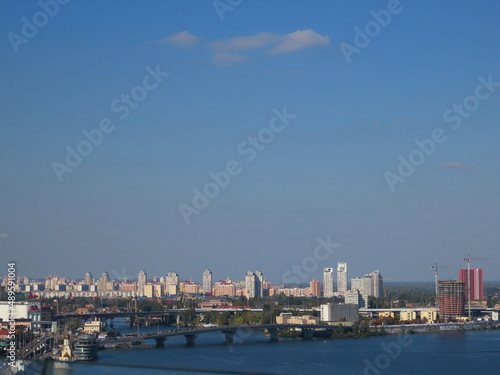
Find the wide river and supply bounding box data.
[55,318,500,374]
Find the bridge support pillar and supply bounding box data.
[184,334,197,346]
[302,329,313,339]
[268,328,279,342]
[154,337,166,347]
[222,329,236,345]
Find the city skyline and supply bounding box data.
[7,265,491,290]
[1,1,499,282]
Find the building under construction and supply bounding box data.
[438,280,465,320]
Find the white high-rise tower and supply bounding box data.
[323,268,334,297]
[138,270,147,297]
[337,262,348,293]
[202,269,212,294]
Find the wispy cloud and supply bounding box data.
[210,32,280,51]
[159,29,328,66]
[437,161,474,169]
[267,29,329,54]
[213,52,249,66]
[157,31,199,48]
[209,29,330,65]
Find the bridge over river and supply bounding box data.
[102,324,335,347]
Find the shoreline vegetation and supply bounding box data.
[277,321,500,340]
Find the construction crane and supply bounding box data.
[462,255,491,319]
[430,263,449,311]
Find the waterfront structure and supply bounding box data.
[323,268,334,297]
[400,310,417,321]
[420,310,438,322]
[459,268,484,300]
[276,312,320,325]
[320,303,359,323]
[337,262,348,293]
[438,280,465,320]
[202,269,212,294]
[138,270,147,297]
[73,335,98,361]
[310,279,321,297]
[83,320,102,334]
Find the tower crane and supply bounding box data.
[462,255,491,319]
[430,263,449,311]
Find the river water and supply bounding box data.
[53,318,500,374]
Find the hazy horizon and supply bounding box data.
[1,1,499,283]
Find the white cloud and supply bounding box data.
[437,161,473,169]
[210,32,281,51]
[267,29,329,54]
[159,29,328,66]
[158,31,199,48]
[213,52,249,66]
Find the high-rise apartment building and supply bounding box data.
[323,268,334,297]
[350,270,384,302]
[310,279,321,297]
[438,280,465,320]
[337,262,348,293]
[84,272,93,286]
[98,272,110,291]
[370,270,384,298]
[255,270,264,297]
[214,278,236,297]
[138,270,147,297]
[165,272,179,295]
[344,289,364,307]
[245,270,264,298]
[459,269,484,301]
[202,269,212,294]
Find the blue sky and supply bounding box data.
[1,0,499,283]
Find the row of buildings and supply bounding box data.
[3,264,386,305]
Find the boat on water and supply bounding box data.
[73,335,98,361]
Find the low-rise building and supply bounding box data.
[378,311,395,318]
[83,320,102,333]
[276,313,320,325]
[321,303,359,323]
[400,310,417,321]
[419,310,437,322]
